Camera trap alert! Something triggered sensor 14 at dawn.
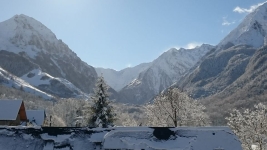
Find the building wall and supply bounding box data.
[0,114,21,126]
[0,120,11,125]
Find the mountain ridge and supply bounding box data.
[118,44,214,104]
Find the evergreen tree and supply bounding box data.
[88,76,116,128]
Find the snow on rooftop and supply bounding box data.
[0,126,242,150]
[0,100,23,120]
[26,110,46,126]
[103,127,242,150]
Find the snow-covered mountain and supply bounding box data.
[219,2,267,49]
[0,14,98,98]
[118,44,214,104]
[179,2,267,99]
[176,3,267,123]
[95,63,151,91]
[0,67,54,100]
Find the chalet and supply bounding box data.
[0,100,27,126]
[26,110,46,126]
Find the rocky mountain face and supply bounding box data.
[176,3,267,124]
[200,45,267,124]
[179,45,256,98]
[116,44,214,104]
[178,3,267,98]
[0,14,98,99]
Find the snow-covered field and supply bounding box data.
[0,126,242,150]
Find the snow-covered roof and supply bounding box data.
[0,126,242,150]
[0,100,24,120]
[103,127,242,150]
[26,110,46,126]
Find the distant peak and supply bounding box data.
[178,47,186,51]
[162,48,178,55]
[12,14,35,22]
[175,43,213,51]
[218,1,267,48]
[13,14,31,18]
[13,14,36,22]
[3,14,57,39]
[198,43,214,48]
[255,2,267,11]
[169,48,178,51]
[199,43,208,47]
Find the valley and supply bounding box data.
[1,2,267,127]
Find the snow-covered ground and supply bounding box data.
[0,126,242,150]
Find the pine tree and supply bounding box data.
[88,76,116,128]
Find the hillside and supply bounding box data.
[202,45,267,124]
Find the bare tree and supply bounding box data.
[111,102,145,127]
[52,98,86,127]
[145,88,209,127]
[226,103,267,150]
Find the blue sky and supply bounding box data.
[0,0,266,70]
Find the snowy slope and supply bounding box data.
[21,69,88,98]
[0,67,53,100]
[219,2,267,48]
[104,127,241,150]
[119,44,214,104]
[95,62,151,91]
[0,14,98,98]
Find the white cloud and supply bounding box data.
[222,17,235,26]
[233,1,267,14]
[184,42,202,49]
[161,42,204,53]
[126,63,132,68]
